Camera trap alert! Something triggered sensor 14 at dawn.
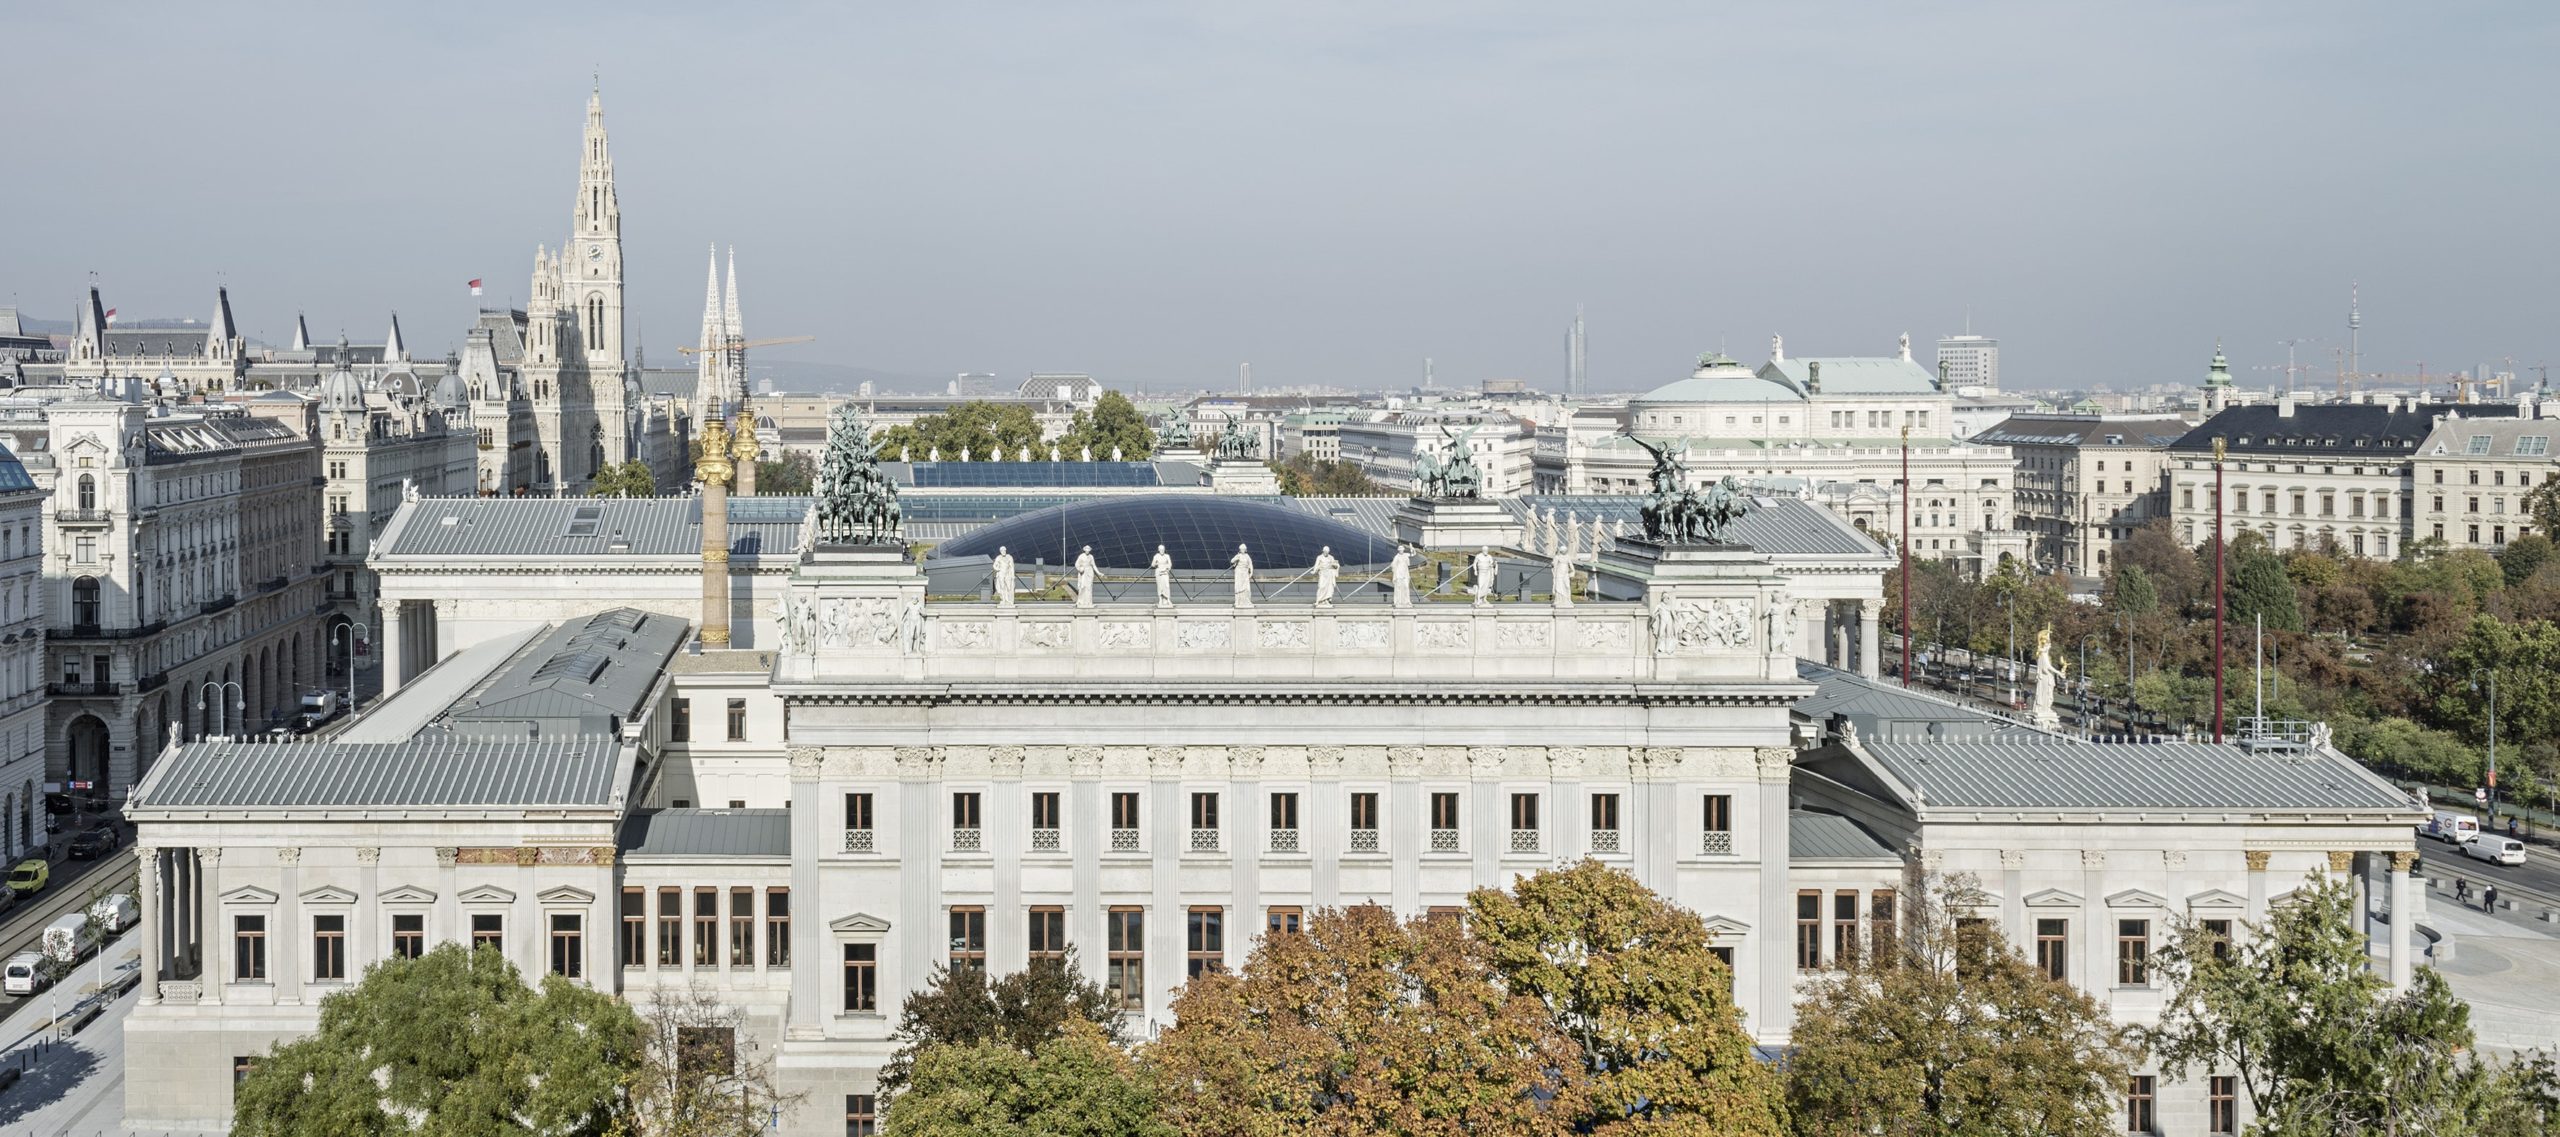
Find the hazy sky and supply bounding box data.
[9,3,2556,394]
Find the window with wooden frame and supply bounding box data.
[2125,1075,2156,1134]
[1106,907,1144,1010]
[621,888,646,969]
[2036,918,2069,981]
[1869,889,1898,965]
[1266,906,1302,937]
[1031,791,1062,830]
[1509,792,1539,830]
[948,907,986,972]
[766,889,791,967]
[1349,791,1380,830]
[658,887,681,966]
[730,887,755,967]
[1589,792,1620,831]
[1702,794,1733,831]
[471,913,504,952]
[952,791,983,829]
[1707,945,1736,992]
[2208,1075,2237,1135]
[694,889,719,966]
[844,792,874,831]
[549,913,583,978]
[392,912,425,960]
[1429,792,1460,831]
[842,943,877,1012]
[1110,791,1141,829]
[1832,891,1859,966]
[725,698,747,741]
[1268,792,1298,829]
[2116,919,2151,986]
[670,698,691,742]
[1795,891,1821,970]
[845,1093,878,1136]
[312,913,346,981]
[1185,907,1224,977]
[233,914,268,980]
[1028,906,1066,961]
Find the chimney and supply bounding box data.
[1806,361,1822,394]
[2277,392,2297,419]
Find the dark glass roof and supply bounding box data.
[895,461,1160,488]
[933,494,1392,569]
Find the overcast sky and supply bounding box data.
[9,3,2555,394]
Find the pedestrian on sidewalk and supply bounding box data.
[2484,884,2500,914]
[2456,879,2473,906]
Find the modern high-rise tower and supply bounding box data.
[1567,305,1587,397]
[1934,334,1999,393]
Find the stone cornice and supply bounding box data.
[785,686,1809,708]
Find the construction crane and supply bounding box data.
[676,335,813,356]
[2253,338,2318,396]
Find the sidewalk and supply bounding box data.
[2419,894,2560,1055]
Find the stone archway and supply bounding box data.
[66,715,110,800]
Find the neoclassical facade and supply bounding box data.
[123,497,2423,1134]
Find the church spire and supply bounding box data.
[207,286,239,362]
[384,312,408,363]
[290,312,310,352]
[695,245,728,422]
[724,246,742,344]
[71,286,105,364]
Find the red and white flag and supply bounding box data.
[467,279,484,296]
[102,308,117,324]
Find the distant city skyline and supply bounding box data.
[6,3,2555,395]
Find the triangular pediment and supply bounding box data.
[2106,888,2171,910]
[537,885,596,906]
[2185,889,2247,911]
[1701,915,1752,938]
[2024,888,2083,908]
[829,912,891,936]
[298,885,357,905]
[458,884,517,905]
[219,884,278,905]
[378,884,437,905]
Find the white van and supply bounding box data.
[87,894,135,934]
[40,912,96,964]
[2423,810,2480,844]
[2,950,46,995]
[2464,836,2529,867]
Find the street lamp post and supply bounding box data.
[196,681,244,740]
[2080,633,2101,735]
[334,622,370,714]
[2473,668,2499,827]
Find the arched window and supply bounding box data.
[71,576,99,628]
[75,474,95,511]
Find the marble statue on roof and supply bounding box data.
[1074,546,1097,609]
[1231,544,1254,608]
[1151,545,1173,608]
[993,547,1016,608]
[1391,545,1413,609]
[1469,547,1495,607]
[1313,546,1340,608]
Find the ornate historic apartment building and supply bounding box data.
[313,353,477,684]
[2408,412,2560,551]
[124,484,2421,1135]
[1971,413,2185,575]
[2165,398,2513,558]
[0,450,46,858]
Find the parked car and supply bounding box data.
[2463,836,2529,867]
[65,825,114,860]
[7,859,48,894]
[1,951,45,995]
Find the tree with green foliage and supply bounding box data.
[233,944,642,1136]
[2430,615,2560,749]
[1054,391,1155,461]
[1787,872,2136,1137]
[886,1019,1173,1137]
[2500,532,2554,588]
[1468,860,1786,1135]
[2527,477,2560,539]
[2228,549,2303,633]
[757,449,817,495]
[590,460,658,498]
[1152,902,1586,1136]
[1272,451,1387,496]
[2148,874,2558,1136]
[2110,563,2159,616]
[871,402,1044,462]
[881,951,1122,1099]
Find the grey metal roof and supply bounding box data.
[1795,660,2011,742]
[1789,810,1899,861]
[1859,735,2416,813]
[1970,414,2188,449]
[2168,403,2513,456]
[337,627,545,743]
[620,809,792,858]
[450,608,685,737]
[1501,495,1888,558]
[376,495,809,559]
[132,736,621,810]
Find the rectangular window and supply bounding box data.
[1794,891,1821,970]
[550,913,583,978]
[1110,791,1140,829]
[2209,1074,2238,1134]
[2117,919,2150,985]
[694,889,719,966]
[1589,792,1620,831]
[1107,907,1145,1010]
[1186,907,1224,977]
[658,887,681,966]
[845,792,873,830]
[949,907,987,971]
[767,888,791,967]
[393,912,425,960]
[1031,791,1062,829]
[1268,791,1298,829]
[622,888,646,969]
[670,698,691,742]
[1430,792,1460,830]
[234,1055,258,1085]
[952,791,983,828]
[1350,791,1380,830]
[471,913,503,952]
[1267,905,1302,937]
[2202,918,2233,962]
[1869,889,1897,964]
[2126,1075,2156,1134]
[1029,906,1066,961]
[1509,792,1539,830]
[312,914,346,981]
[1703,794,1733,831]
[725,698,747,741]
[2036,918,2069,980]
[1190,791,1220,829]
[843,944,878,1012]
[846,1094,879,1137]
[1832,891,1859,966]
[731,887,755,967]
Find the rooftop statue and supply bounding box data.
[1631,436,1750,544]
[814,404,903,544]
[1157,416,1193,452]
[1213,414,1261,461]
[1414,421,1483,499]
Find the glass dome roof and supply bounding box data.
[933,495,1393,570]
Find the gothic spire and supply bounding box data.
[207,286,239,360]
[290,312,311,352]
[72,286,105,363]
[384,312,408,363]
[724,246,742,344]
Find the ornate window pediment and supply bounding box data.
[2107,888,2171,910]
[299,885,357,905]
[2024,888,2084,908]
[1700,915,1752,939]
[2185,889,2247,911]
[459,884,517,905]
[538,885,596,906]
[378,884,437,905]
[219,885,279,905]
[829,912,891,941]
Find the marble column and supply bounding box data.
[2389,851,2416,992]
[2245,850,2270,922]
[1858,600,1881,680]
[1069,750,1106,990]
[380,601,407,692]
[1753,747,1795,1041]
[138,846,161,1004]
